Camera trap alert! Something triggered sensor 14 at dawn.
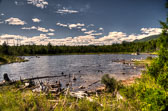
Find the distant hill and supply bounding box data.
[133,35,160,42]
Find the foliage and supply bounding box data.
[120,74,168,111]
[0,55,25,64]
[0,85,51,111]
[146,56,153,60]
[119,4,168,110]
[101,74,120,93]
[0,37,160,56]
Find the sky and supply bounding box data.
[0,0,167,46]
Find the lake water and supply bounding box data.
[0,54,155,91]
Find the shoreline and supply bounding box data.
[0,58,149,90]
[0,55,28,65]
[10,51,158,56]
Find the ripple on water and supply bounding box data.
[0,54,157,90]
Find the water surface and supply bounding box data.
[0,54,155,90]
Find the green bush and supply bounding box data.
[146,56,153,60]
[119,74,168,111]
[101,74,118,93]
[157,72,168,90]
[0,56,8,63]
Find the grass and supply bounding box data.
[0,72,167,111]
[133,56,154,67]
[0,55,26,65]
[0,52,167,111]
[0,81,135,111]
[0,83,51,111]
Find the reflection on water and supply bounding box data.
[0,54,156,90]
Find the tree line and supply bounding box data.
[0,38,161,56]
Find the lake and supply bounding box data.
[0,54,155,91]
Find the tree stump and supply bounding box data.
[3,73,11,82]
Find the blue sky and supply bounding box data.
[0,0,167,45]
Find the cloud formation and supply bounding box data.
[69,23,85,29]
[99,27,104,31]
[47,33,55,36]
[32,18,41,23]
[27,0,48,9]
[49,29,55,32]
[0,28,162,46]
[56,8,79,14]
[81,28,87,32]
[56,23,68,27]
[5,17,26,25]
[22,26,55,33]
[1,13,4,16]
[56,22,85,29]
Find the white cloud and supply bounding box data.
[1,13,4,16]
[56,22,85,29]
[56,23,68,27]
[84,30,96,35]
[88,24,94,27]
[81,28,87,32]
[83,30,103,36]
[22,26,37,30]
[47,33,55,36]
[22,26,55,33]
[99,27,104,31]
[0,34,27,40]
[15,1,18,5]
[56,8,79,14]
[90,33,103,36]
[141,28,162,35]
[5,17,26,25]
[1,28,162,46]
[27,0,48,9]
[37,27,48,32]
[69,23,85,29]
[49,28,55,32]
[119,28,162,42]
[0,34,27,45]
[32,18,41,23]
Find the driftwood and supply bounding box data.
[24,75,67,81]
[88,80,100,87]
[0,75,67,87]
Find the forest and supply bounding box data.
[0,37,160,56]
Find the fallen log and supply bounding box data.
[88,80,100,87]
[0,75,67,87]
[24,75,67,81]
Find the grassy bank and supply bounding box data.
[1,54,166,111]
[0,82,135,111]
[0,71,167,111]
[0,55,27,65]
[133,56,154,67]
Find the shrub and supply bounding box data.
[146,56,153,60]
[101,74,118,93]
[157,72,168,90]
